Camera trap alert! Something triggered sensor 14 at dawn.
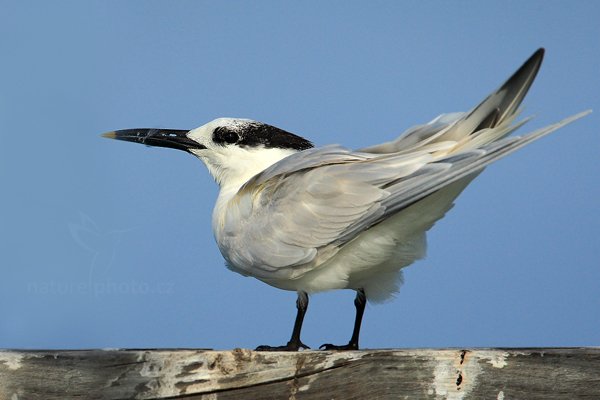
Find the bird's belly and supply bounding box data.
[285,222,427,299]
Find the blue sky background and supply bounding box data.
[1,1,599,350]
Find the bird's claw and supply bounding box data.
[319,342,358,351]
[255,341,310,352]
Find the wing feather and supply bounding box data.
[218,47,589,282]
[222,111,588,279]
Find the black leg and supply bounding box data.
[256,291,310,351]
[320,288,366,350]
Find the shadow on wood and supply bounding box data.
[1,348,599,399]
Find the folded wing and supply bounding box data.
[220,48,589,280]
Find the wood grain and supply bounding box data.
[1,348,599,399]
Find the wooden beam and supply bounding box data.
[1,348,599,399]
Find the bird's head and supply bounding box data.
[103,118,313,189]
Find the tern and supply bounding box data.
[103,48,589,351]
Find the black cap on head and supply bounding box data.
[212,121,313,151]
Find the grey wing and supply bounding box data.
[222,146,437,279]
[223,111,588,280]
[222,47,589,280]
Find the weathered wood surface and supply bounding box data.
[1,348,599,399]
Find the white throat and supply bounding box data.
[193,145,299,239]
[193,146,298,194]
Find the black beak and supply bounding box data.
[101,128,205,152]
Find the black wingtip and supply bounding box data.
[534,47,545,58]
[510,47,545,86]
[526,47,545,72]
[487,47,546,124]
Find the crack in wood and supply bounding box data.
[178,355,357,397]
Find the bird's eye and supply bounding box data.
[214,127,239,145]
[223,130,238,144]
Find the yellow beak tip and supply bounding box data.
[101,131,117,139]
